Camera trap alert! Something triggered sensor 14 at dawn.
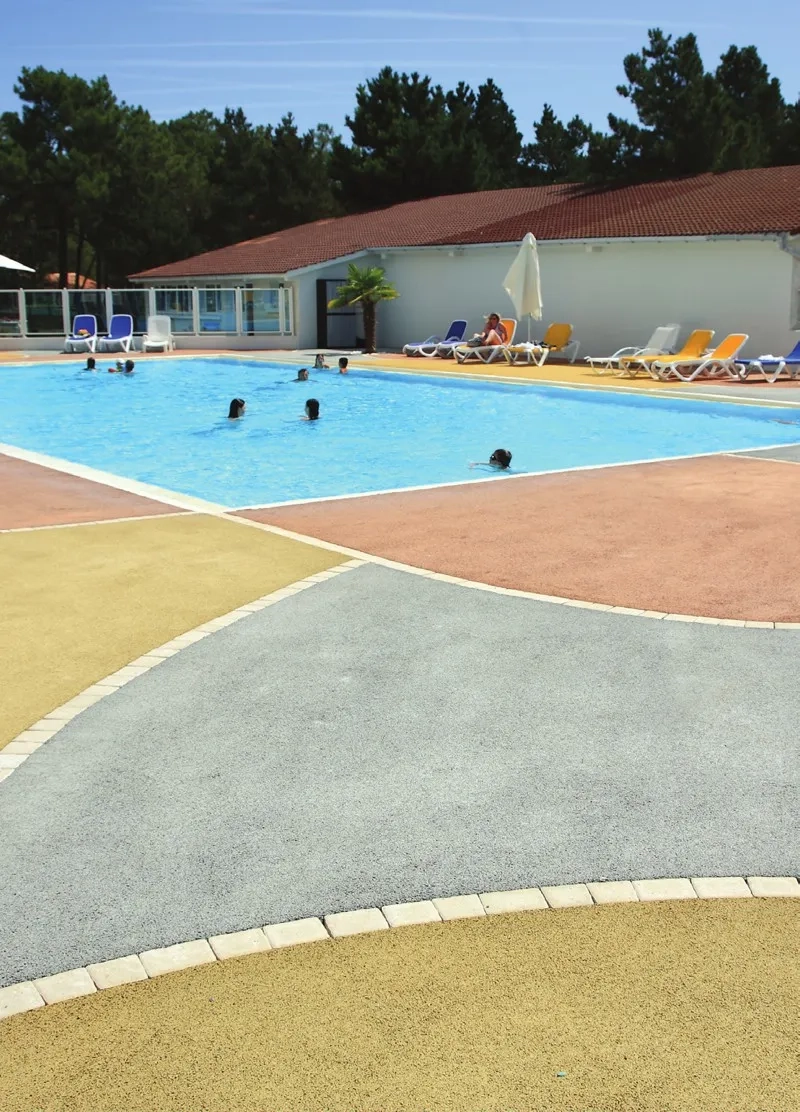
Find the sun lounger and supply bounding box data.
[98,314,134,353]
[64,314,98,353]
[737,340,800,384]
[652,333,748,381]
[142,315,174,352]
[454,318,517,364]
[404,319,467,357]
[618,329,714,378]
[585,324,680,375]
[507,322,579,366]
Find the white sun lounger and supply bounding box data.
[585,324,680,374]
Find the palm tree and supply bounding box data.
[328,263,399,353]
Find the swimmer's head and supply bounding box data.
[228,397,246,418]
[123,359,134,373]
[338,357,348,373]
[305,398,320,421]
[489,448,512,469]
[297,368,309,381]
[86,357,96,369]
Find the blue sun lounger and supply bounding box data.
[738,340,800,383]
[98,314,134,353]
[64,314,98,353]
[403,319,467,358]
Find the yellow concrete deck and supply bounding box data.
[2,899,797,1112]
[0,514,342,747]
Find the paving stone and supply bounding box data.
[209,928,271,959]
[479,888,548,914]
[633,878,696,902]
[101,665,151,684]
[775,622,800,630]
[744,621,774,629]
[432,894,486,920]
[746,876,800,897]
[171,631,208,645]
[40,706,79,721]
[264,917,329,948]
[139,939,217,977]
[12,729,58,743]
[0,769,13,782]
[324,908,389,937]
[691,877,752,899]
[0,981,45,1018]
[714,619,746,627]
[609,607,646,616]
[34,967,97,1004]
[541,884,594,908]
[3,740,42,754]
[0,753,26,769]
[639,610,667,618]
[26,719,63,731]
[382,900,442,927]
[663,614,697,623]
[87,955,149,989]
[587,881,639,904]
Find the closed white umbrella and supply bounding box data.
[503,232,542,343]
[0,253,34,272]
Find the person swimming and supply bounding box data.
[84,357,96,371]
[109,359,135,374]
[313,354,328,369]
[228,398,246,419]
[338,357,348,374]
[303,398,320,421]
[294,368,309,381]
[469,448,512,470]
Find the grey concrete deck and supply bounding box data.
[0,563,798,984]
[737,443,800,463]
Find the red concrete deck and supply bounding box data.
[242,455,800,622]
[0,454,182,530]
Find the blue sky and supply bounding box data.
[0,0,797,141]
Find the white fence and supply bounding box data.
[0,287,294,340]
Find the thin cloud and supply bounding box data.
[15,35,628,49]
[165,5,718,28]
[115,58,608,70]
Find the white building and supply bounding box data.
[3,166,798,357]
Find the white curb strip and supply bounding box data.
[1,875,797,1020]
[0,559,365,785]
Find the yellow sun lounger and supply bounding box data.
[507,322,579,366]
[652,333,749,382]
[454,318,517,364]
[618,329,714,378]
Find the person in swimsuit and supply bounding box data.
[227,398,246,419]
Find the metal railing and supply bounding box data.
[0,287,295,338]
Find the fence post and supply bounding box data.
[61,287,70,337]
[235,287,243,336]
[191,288,199,335]
[18,289,27,337]
[105,288,114,332]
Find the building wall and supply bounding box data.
[368,238,797,358]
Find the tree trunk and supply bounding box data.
[363,301,376,353]
[57,214,69,289]
[75,231,85,289]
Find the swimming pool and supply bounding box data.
[1,357,798,506]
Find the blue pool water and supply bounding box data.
[1,357,798,506]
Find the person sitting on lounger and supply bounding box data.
[469,448,512,470]
[228,398,246,419]
[466,313,507,348]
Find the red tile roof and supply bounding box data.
[132,166,800,280]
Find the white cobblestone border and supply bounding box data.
[1,875,797,1020]
[0,559,364,784]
